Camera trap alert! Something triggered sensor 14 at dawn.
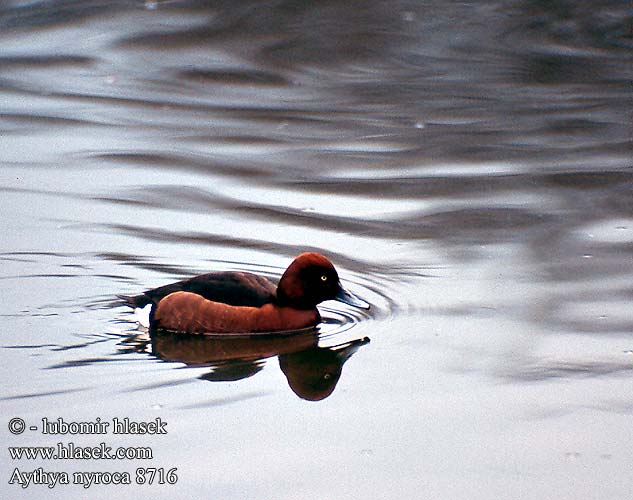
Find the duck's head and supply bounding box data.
[276,252,370,310]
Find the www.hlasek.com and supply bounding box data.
[7,417,178,489]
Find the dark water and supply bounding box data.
[1,1,632,498]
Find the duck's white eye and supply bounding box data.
[320,275,328,281]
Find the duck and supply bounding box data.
[122,252,369,334]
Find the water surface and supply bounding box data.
[1,1,632,499]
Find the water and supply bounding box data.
[1,1,632,498]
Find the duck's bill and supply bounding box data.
[334,284,370,310]
[332,337,371,362]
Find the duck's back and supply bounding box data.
[125,271,277,308]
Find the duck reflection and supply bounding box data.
[149,330,369,401]
[278,339,368,401]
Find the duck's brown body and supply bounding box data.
[124,252,369,335]
[152,291,320,334]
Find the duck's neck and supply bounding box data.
[275,272,311,309]
[274,289,315,310]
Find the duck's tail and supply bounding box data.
[116,293,153,308]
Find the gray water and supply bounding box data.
[1,1,632,499]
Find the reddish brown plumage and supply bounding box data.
[153,291,320,334]
[126,252,369,334]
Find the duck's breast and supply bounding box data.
[152,291,319,334]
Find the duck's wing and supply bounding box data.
[122,271,276,308]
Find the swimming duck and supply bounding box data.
[123,252,369,334]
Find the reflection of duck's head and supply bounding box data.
[278,337,370,401]
[276,252,370,310]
